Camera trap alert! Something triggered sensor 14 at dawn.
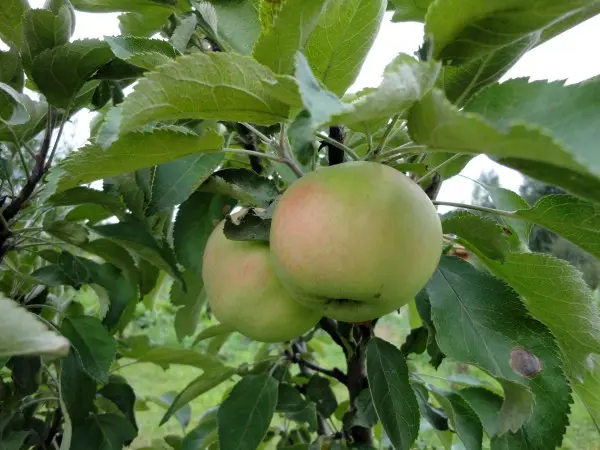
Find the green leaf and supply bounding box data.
[120,52,293,132]
[413,383,449,432]
[442,211,510,261]
[161,365,237,425]
[483,252,600,380]
[366,337,420,450]
[335,55,440,128]
[211,0,261,55]
[70,414,137,450]
[21,8,72,70]
[305,0,386,96]
[253,0,326,76]
[223,210,271,242]
[0,96,47,145]
[430,388,482,450]
[60,351,97,425]
[218,373,279,450]
[118,7,171,37]
[352,388,378,428]
[0,47,24,91]
[0,431,30,450]
[146,152,224,215]
[44,220,89,245]
[31,39,114,109]
[0,82,29,125]
[0,0,29,49]
[79,239,139,286]
[427,256,572,448]
[485,186,532,246]
[408,87,600,203]
[174,191,235,272]
[49,186,124,215]
[170,271,206,342]
[104,172,146,220]
[181,407,219,450]
[71,0,177,12]
[153,391,191,429]
[170,13,196,53]
[193,324,234,345]
[105,35,179,70]
[466,78,600,188]
[92,221,183,283]
[573,354,600,428]
[459,387,504,437]
[426,0,600,63]
[201,168,279,207]
[290,52,349,146]
[120,338,227,371]
[513,194,600,259]
[60,315,116,383]
[0,294,69,357]
[98,377,138,432]
[305,374,338,419]
[57,128,224,191]
[390,0,433,22]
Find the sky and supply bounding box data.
[24,2,600,204]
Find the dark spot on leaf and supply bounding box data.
[503,227,513,235]
[374,292,381,299]
[510,347,543,378]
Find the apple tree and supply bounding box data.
[1,0,600,449]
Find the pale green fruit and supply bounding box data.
[202,220,321,343]
[270,161,442,323]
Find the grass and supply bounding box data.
[117,310,600,449]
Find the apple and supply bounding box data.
[269,161,442,323]
[202,220,321,343]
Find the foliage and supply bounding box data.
[0,0,599,449]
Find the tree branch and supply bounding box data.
[432,200,518,218]
[325,126,345,166]
[289,355,347,385]
[316,130,359,161]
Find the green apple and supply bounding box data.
[202,220,321,343]
[270,161,442,323]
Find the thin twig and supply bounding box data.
[240,122,273,145]
[375,143,428,162]
[415,153,464,184]
[316,131,359,161]
[374,114,400,155]
[45,109,70,171]
[222,148,285,163]
[433,200,518,218]
[290,355,348,385]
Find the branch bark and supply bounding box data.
[0,110,55,260]
[326,126,345,166]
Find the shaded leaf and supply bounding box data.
[60,351,96,425]
[49,186,124,216]
[305,375,337,419]
[31,39,114,109]
[170,271,206,342]
[427,256,571,448]
[118,7,171,37]
[0,294,69,357]
[430,388,483,450]
[92,221,182,283]
[193,324,234,345]
[366,337,419,450]
[170,14,196,53]
[181,407,219,450]
[0,0,29,48]
[21,8,72,70]
[57,128,224,191]
[173,191,235,272]
[201,168,279,208]
[60,315,116,383]
[120,52,293,132]
[459,387,504,437]
[218,373,279,450]
[70,414,137,450]
[223,210,271,242]
[98,375,138,432]
[147,152,224,215]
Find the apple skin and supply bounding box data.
[202,220,321,343]
[270,161,442,323]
